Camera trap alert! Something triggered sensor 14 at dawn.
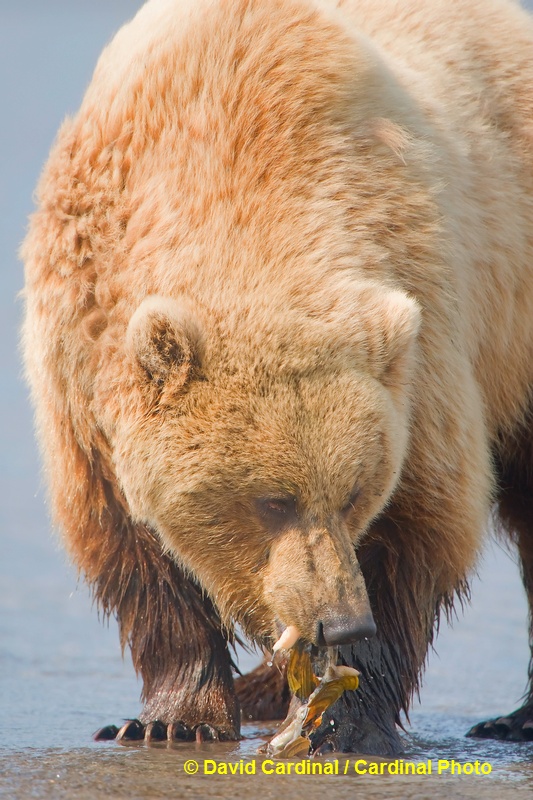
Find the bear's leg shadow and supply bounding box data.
[235,657,291,722]
[467,416,533,742]
[86,508,240,743]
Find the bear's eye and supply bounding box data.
[341,486,361,517]
[256,495,298,526]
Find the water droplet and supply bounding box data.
[267,661,273,667]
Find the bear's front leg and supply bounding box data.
[308,637,405,756]
[136,605,240,743]
[92,523,240,744]
[98,616,240,744]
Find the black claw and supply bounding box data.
[467,721,494,739]
[494,717,511,728]
[93,724,119,741]
[522,722,533,741]
[116,719,145,742]
[482,722,502,739]
[168,721,194,742]
[495,716,512,726]
[145,720,167,742]
[195,723,218,742]
[492,718,512,738]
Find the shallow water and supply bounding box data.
[2,2,533,798]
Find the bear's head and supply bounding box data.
[107,286,420,648]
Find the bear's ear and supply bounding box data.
[359,286,421,389]
[126,295,203,387]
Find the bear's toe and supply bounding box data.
[168,721,194,741]
[117,719,145,742]
[144,720,168,742]
[93,724,120,741]
[194,723,219,742]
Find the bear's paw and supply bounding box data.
[466,703,533,742]
[93,718,239,744]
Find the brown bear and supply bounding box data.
[22,0,533,754]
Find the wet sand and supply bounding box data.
[1,734,532,800]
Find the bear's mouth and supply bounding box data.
[271,608,377,652]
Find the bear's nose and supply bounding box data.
[317,609,377,646]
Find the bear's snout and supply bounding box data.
[263,523,377,647]
[316,607,377,647]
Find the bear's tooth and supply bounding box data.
[272,625,300,652]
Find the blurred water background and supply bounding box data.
[1,1,533,797]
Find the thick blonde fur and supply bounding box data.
[22,0,533,751]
